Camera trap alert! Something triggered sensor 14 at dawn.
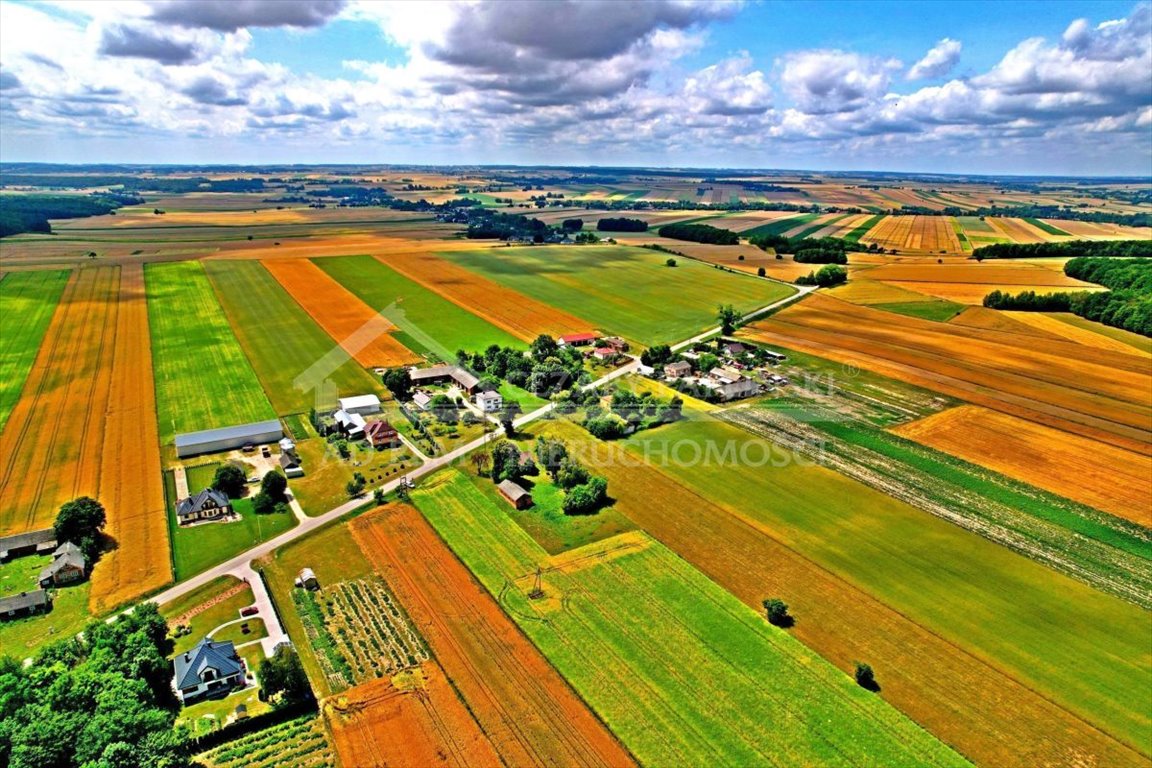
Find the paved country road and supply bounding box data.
[146,285,810,610]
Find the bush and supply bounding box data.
[855,662,878,690]
[762,598,793,627]
[212,464,247,498]
[252,492,276,515]
[757,266,766,277]
[795,264,848,287]
[665,257,677,267]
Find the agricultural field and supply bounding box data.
[0,269,68,430]
[316,255,523,359]
[409,470,970,767]
[0,267,118,536]
[319,576,429,684]
[895,405,1152,525]
[444,245,796,345]
[262,258,420,368]
[350,503,638,768]
[203,260,389,416]
[145,261,276,443]
[196,715,336,768]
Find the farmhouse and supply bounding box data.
[602,337,629,352]
[409,365,480,393]
[172,637,246,705]
[175,420,284,459]
[558,332,598,347]
[38,542,86,587]
[664,361,692,380]
[364,420,400,448]
[176,488,233,525]
[334,409,367,439]
[279,450,304,478]
[475,390,503,412]
[412,392,433,411]
[0,529,57,562]
[591,347,617,361]
[338,394,382,415]
[0,590,51,621]
[497,479,534,510]
[721,341,748,357]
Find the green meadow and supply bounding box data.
[443,245,795,345]
[145,261,276,442]
[315,255,522,358]
[0,270,69,430]
[203,260,387,416]
[414,470,968,768]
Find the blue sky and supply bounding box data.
[1,0,1149,175]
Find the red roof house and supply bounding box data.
[364,420,400,448]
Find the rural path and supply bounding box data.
[173,465,189,499]
[144,287,806,613]
[227,561,289,658]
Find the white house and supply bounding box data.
[338,394,382,416]
[172,638,246,705]
[475,390,503,412]
[334,410,367,439]
[412,392,433,411]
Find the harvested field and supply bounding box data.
[741,293,1152,454]
[325,666,502,768]
[413,469,970,767]
[948,306,1068,340]
[886,280,1101,304]
[89,262,171,612]
[987,217,1050,244]
[860,214,914,250]
[350,504,636,768]
[378,251,596,341]
[865,261,1093,287]
[146,261,275,442]
[1005,311,1151,356]
[0,270,69,431]
[0,267,118,536]
[554,417,1150,766]
[895,405,1152,525]
[1046,312,1152,355]
[263,258,418,368]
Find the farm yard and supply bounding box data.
[145,261,276,443]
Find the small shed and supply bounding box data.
[295,568,319,590]
[279,450,304,478]
[497,479,533,510]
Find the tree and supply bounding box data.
[258,645,311,705]
[373,487,386,505]
[260,471,288,503]
[211,464,247,498]
[381,367,413,400]
[717,304,741,334]
[562,476,608,515]
[535,437,568,479]
[665,257,677,267]
[762,598,793,627]
[335,438,351,459]
[252,492,276,515]
[477,374,501,393]
[530,334,559,360]
[54,497,106,562]
[500,399,523,436]
[855,662,878,690]
[757,266,766,277]
[346,472,367,498]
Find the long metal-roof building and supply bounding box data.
[174,419,283,458]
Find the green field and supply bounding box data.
[741,213,822,238]
[845,214,885,243]
[1024,217,1071,236]
[0,270,69,431]
[315,255,522,359]
[790,214,849,240]
[0,553,90,659]
[443,245,795,345]
[145,261,276,442]
[623,417,1152,752]
[414,470,968,767]
[872,299,966,322]
[203,260,387,416]
[163,468,297,580]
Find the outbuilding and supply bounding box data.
[295,568,319,590]
[279,450,304,478]
[0,529,57,562]
[0,590,51,620]
[338,394,382,415]
[558,332,598,347]
[409,365,480,393]
[175,420,284,459]
[497,479,534,510]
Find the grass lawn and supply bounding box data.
[166,489,297,581]
[176,686,269,738]
[0,554,91,658]
[257,519,373,698]
[203,261,388,416]
[623,416,1152,753]
[145,261,276,443]
[413,470,968,767]
[315,255,522,359]
[443,245,795,346]
[210,617,267,647]
[872,299,966,322]
[0,270,69,431]
[160,575,255,654]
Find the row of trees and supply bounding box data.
[657,222,739,245]
[973,239,1151,261]
[597,217,648,232]
[795,265,848,287]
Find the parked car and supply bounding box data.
[240,606,258,617]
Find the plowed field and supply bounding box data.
[895,405,1152,525]
[740,293,1152,454]
[89,263,171,611]
[350,505,636,768]
[378,251,595,341]
[263,258,419,367]
[0,267,118,535]
[326,666,502,768]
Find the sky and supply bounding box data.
[0,0,1150,175]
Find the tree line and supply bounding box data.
[658,222,739,245]
[596,217,648,232]
[0,193,143,238]
[973,239,1152,260]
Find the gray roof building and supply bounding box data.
[0,590,51,616]
[39,542,87,586]
[173,637,244,691]
[175,420,284,458]
[176,489,231,521]
[409,365,480,392]
[0,529,57,560]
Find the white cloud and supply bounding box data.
[778,50,901,114]
[907,38,961,80]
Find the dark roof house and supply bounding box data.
[173,637,246,705]
[39,542,87,587]
[176,489,232,525]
